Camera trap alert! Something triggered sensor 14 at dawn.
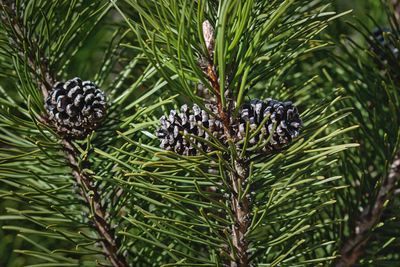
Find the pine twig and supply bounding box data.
[202,20,250,266]
[61,139,128,267]
[201,20,230,134]
[335,151,400,267]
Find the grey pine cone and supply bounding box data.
[45,77,107,138]
[238,98,302,153]
[156,104,223,156]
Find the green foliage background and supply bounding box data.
[0,0,398,266]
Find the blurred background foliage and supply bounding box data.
[0,0,395,266]
[331,0,386,37]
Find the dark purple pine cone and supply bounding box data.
[45,77,107,138]
[238,98,302,153]
[156,103,223,156]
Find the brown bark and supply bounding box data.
[229,160,250,267]
[61,139,128,267]
[335,152,400,267]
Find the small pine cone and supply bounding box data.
[45,77,107,138]
[238,98,302,153]
[156,104,223,156]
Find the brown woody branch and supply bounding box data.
[229,160,250,267]
[335,151,400,267]
[61,139,128,267]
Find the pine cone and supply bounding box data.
[45,77,107,138]
[238,98,302,153]
[156,103,223,156]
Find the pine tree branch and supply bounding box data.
[335,150,400,267]
[61,139,128,267]
[1,2,128,266]
[201,19,251,266]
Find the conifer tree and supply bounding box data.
[0,0,399,266]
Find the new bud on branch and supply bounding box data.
[202,20,215,58]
